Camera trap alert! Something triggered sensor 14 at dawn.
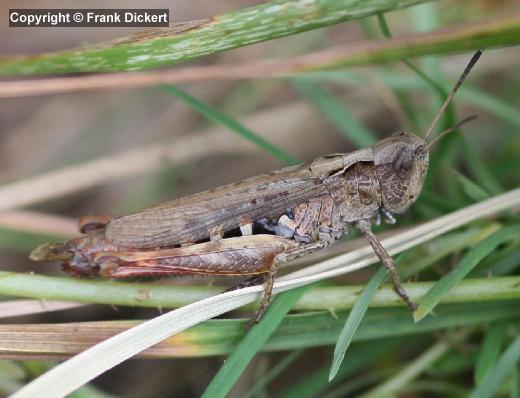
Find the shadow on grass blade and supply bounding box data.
[201,285,311,398]
[414,224,520,322]
[161,85,298,166]
[329,266,388,381]
[469,335,520,398]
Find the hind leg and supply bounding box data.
[246,239,333,328]
[246,264,279,329]
[224,274,268,293]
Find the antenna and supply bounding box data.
[426,115,477,150]
[424,49,483,143]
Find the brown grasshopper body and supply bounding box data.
[31,51,482,324]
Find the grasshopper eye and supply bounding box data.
[393,147,413,177]
[413,145,427,158]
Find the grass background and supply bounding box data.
[0,0,519,397]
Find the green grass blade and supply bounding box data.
[69,385,118,398]
[242,349,303,398]
[472,245,520,277]
[329,266,388,381]
[474,322,507,384]
[511,367,520,398]
[291,79,377,147]
[0,228,69,251]
[395,380,470,397]
[2,301,520,359]
[414,224,520,322]
[360,341,450,398]
[460,137,504,196]
[0,271,218,309]
[469,335,520,398]
[376,12,453,132]
[375,74,520,130]
[161,85,298,165]
[4,272,520,314]
[376,13,392,37]
[278,339,404,398]
[0,0,432,75]
[323,370,393,398]
[308,71,520,130]
[462,87,520,129]
[411,3,443,84]
[453,170,491,202]
[428,350,474,378]
[7,258,520,316]
[376,10,460,201]
[200,285,310,398]
[400,224,500,279]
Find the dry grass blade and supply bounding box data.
[0,144,212,212]
[0,15,518,98]
[0,321,173,360]
[0,211,76,237]
[0,101,313,212]
[0,300,86,319]
[10,188,520,398]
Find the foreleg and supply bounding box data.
[356,219,417,311]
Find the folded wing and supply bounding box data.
[105,163,326,248]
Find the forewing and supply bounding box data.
[105,163,326,248]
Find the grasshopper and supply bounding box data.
[31,50,482,325]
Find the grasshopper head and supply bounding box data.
[373,132,428,214]
[30,242,73,262]
[372,50,483,215]
[30,230,117,277]
[30,235,93,276]
[60,234,98,276]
